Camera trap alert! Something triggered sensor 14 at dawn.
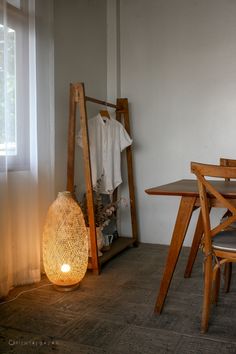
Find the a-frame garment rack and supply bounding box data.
[66,82,138,274]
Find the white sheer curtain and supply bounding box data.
[0,0,54,298]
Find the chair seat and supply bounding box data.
[213,229,236,251]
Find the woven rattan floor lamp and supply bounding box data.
[43,191,88,291]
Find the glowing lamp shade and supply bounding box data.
[43,191,88,291]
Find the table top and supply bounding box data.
[145,179,236,198]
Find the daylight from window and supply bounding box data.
[0,24,16,156]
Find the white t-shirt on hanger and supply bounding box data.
[76,113,132,194]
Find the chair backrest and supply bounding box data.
[220,158,236,181]
[220,158,236,168]
[191,162,236,253]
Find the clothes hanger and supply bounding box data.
[100,109,110,118]
[100,102,110,119]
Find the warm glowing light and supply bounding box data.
[61,264,71,273]
[43,191,89,290]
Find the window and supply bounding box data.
[0,24,16,157]
[0,0,30,171]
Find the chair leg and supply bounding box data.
[212,266,220,305]
[224,262,232,293]
[201,256,213,333]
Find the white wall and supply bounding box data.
[53,0,236,246]
[118,0,236,245]
[54,0,107,194]
[107,0,120,101]
[35,0,55,224]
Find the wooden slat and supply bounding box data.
[66,84,77,192]
[87,236,135,269]
[85,96,118,109]
[100,236,135,263]
[76,83,100,275]
[117,98,138,244]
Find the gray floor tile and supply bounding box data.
[1,243,236,353]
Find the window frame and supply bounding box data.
[0,1,30,171]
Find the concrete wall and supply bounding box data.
[54,0,107,194]
[118,0,236,245]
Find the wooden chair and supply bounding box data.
[191,162,236,333]
[220,157,236,169]
[220,158,236,292]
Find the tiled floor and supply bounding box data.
[0,243,236,353]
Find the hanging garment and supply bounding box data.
[76,113,132,194]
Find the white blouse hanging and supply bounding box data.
[76,113,132,194]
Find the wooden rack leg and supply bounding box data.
[74,83,100,274]
[117,98,138,245]
[67,84,77,192]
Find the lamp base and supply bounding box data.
[53,283,80,292]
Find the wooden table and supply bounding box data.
[145,178,236,314]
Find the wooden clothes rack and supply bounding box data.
[66,82,138,274]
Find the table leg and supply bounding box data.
[184,209,203,278]
[155,196,196,314]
